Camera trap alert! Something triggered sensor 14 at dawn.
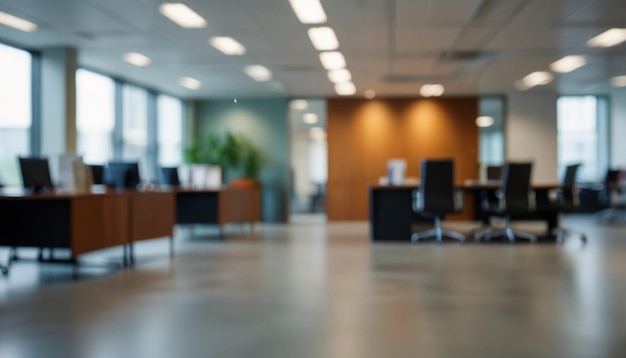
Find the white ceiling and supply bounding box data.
[0,0,625,99]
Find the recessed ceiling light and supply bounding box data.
[327,69,351,83]
[309,127,326,141]
[178,76,202,90]
[320,52,346,70]
[291,99,308,110]
[308,27,339,51]
[611,75,626,87]
[550,55,587,73]
[303,113,318,124]
[476,116,495,128]
[335,82,356,96]
[587,28,626,48]
[209,36,246,55]
[515,71,553,90]
[123,52,152,67]
[244,65,272,82]
[0,11,38,32]
[288,0,327,24]
[159,3,208,29]
[364,89,376,99]
[420,84,444,97]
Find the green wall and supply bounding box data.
[195,98,289,222]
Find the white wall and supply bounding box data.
[610,88,626,168]
[506,92,558,183]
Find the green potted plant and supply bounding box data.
[230,135,264,189]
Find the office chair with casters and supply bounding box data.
[593,169,626,224]
[411,160,465,243]
[550,164,587,243]
[472,162,538,243]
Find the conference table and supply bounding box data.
[0,187,175,276]
[370,180,562,242]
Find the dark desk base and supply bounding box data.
[370,186,560,242]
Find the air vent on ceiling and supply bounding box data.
[380,74,445,83]
[439,50,484,62]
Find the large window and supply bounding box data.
[122,84,149,178]
[157,95,183,167]
[0,43,32,187]
[76,69,115,164]
[557,96,609,182]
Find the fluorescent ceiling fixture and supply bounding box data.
[159,3,207,28]
[288,0,327,24]
[123,52,152,67]
[419,84,444,97]
[244,65,272,82]
[308,27,339,51]
[611,75,626,87]
[364,89,376,99]
[178,76,202,90]
[335,82,356,96]
[291,99,308,110]
[327,69,351,83]
[209,36,246,55]
[587,28,626,48]
[320,52,346,70]
[0,11,38,32]
[303,113,319,124]
[476,116,495,128]
[309,127,326,141]
[516,71,554,90]
[550,55,587,73]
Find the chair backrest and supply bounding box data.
[419,159,457,214]
[561,163,581,207]
[160,167,180,186]
[605,169,620,184]
[562,163,581,187]
[501,162,533,213]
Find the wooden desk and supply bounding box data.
[128,190,176,264]
[0,188,177,274]
[0,190,130,274]
[175,187,261,226]
[370,182,561,242]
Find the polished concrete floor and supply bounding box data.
[1,215,626,358]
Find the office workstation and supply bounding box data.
[3,0,626,357]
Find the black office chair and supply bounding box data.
[160,167,181,186]
[473,162,537,242]
[411,159,465,243]
[549,164,586,243]
[593,169,625,223]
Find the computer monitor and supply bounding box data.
[19,157,54,193]
[104,162,141,190]
[88,165,105,185]
[160,167,180,186]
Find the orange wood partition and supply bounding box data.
[327,97,479,221]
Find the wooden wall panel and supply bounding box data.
[327,97,479,221]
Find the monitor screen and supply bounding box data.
[19,157,54,193]
[160,167,180,186]
[104,162,141,190]
[88,165,105,185]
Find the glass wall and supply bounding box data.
[157,95,183,167]
[0,43,32,187]
[76,69,115,164]
[557,96,609,182]
[122,84,149,179]
[478,97,505,167]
